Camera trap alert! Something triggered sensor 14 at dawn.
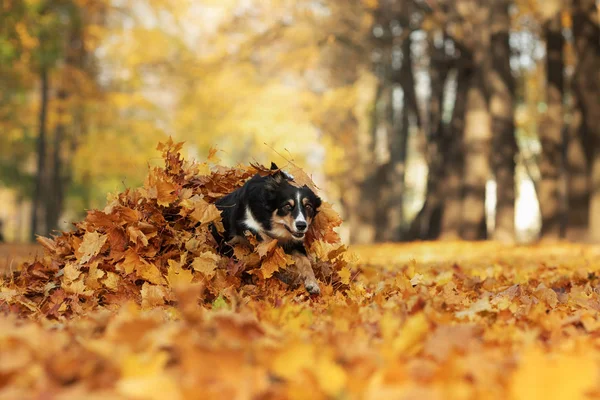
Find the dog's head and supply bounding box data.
[264,163,322,242]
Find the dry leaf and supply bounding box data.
[78,231,107,264]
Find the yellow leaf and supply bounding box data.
[119,248,165,285]
[189,197,222,226]
[315,356,347,397]
[338,267,351,285]
[167,259,194,287]
[271,342,315,379]
[102,272,121,291]
[63,262,81,282]
[118,351,182,400]
[137,261,165,286]
[63,278,94,297]
[191,251,220,278]
[257,239,278,258]
[141,283,167,308]
[262,247,293,279]
[86,260,105,289]
[510,348,598,400]
[392,312,429,355]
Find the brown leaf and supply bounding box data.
[77,231,108,264]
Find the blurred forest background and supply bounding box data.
[0,0,598,245]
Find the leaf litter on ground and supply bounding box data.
[3,141,600,399]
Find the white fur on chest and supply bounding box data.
[243,206,265,234]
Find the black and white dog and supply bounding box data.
[214,163,322,294]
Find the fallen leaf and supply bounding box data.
[78,231,107,264]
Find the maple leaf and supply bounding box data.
[155,179,178,207]
[117,351,182,400]
[119,249,165,285]
[284,163,320,193]
[256,239,278,258]
[391,312,430,355]
[63,278,94,297]
[156,137,183,154]
[127,226,149,246]
[510,348,598,400]
[271,342,315,380]
[62,262,82,282]
[315,356,347,397]
[207,147,221,164]
[261,247,294,279]
[85,262,105,290]
[188,196,222,227]
[77,231,107,264]
[102,271,122,291]
[166,259,194,287]
[306,201,342,245]
[338,267,351,285]
[191,251,221,279]
[141,283,167,308]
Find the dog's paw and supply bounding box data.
[304,280,320,295]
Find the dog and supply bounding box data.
[214,163,322,294]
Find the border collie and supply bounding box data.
[214,163,322,294]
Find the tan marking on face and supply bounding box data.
[269,210,297,241]
[301,197,314,224]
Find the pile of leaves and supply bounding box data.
[3,142,600,399]
[0,139,350,320]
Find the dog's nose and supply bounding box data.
[295,221,307,231]
[305,281,320,295]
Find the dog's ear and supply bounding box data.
[314,194,322,211]
[266,165,285,190]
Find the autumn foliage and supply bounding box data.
[3,142,600,399]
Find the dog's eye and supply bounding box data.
[305,204,314,215]
[282,204,293,213]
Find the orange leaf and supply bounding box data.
[261,247,293,279]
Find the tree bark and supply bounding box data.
[46,107,65,235]
[377,34,415,242]
[439,65,469,239]
[572,0,600,241]
[489,0,517,242]
[406,31,450,240]
[539,12,565,238]
[461,3,492,241]
[30,67,49,241]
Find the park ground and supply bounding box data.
[2,240,600,399]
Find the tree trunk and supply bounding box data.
[406,31,450,240]
[489,0,517,242]
[566,104,591,240]
[572,0,600,241]
[377,35,415,242]
[539,12,565,238]
[461,4,492,240]
[440,65,469,239]
[46,115,65,235]
[30,67,49,241]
